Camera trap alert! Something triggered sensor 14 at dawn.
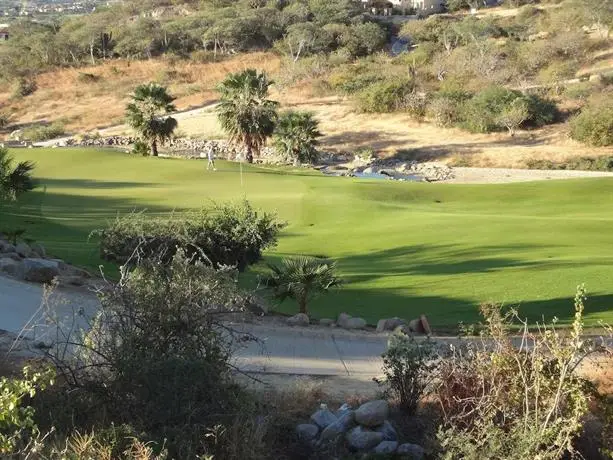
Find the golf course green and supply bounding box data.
[2,147,613,328]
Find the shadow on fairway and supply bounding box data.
[37,178,161,189]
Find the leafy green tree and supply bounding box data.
[263,256,342,315]
[273,111,322,165]
[340,22,387,58]
[216,69,278,163]
[125,83,177,157]
[0,148,35,201]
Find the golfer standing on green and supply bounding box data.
[203,145,216,171]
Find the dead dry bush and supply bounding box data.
[435,287,612,460]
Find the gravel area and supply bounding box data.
[446,167,613,184]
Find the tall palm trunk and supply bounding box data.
[246,144,253,164]
[151,139,158,157]
[298,295,308,315]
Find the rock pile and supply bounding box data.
[297,400,425,458]
[0,237,91,287]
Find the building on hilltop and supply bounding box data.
[359,0,445,16]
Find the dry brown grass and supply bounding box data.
[0,52,280,134]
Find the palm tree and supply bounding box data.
[125,83,177,157]
[263,256,342,315]
[216,69,278,163]
[0,148,35,201]
[273,111,322,166]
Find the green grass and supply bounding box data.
[3,147,613,329]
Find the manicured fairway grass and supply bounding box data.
[3,147,613,329]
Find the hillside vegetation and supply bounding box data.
[1,0,613,165]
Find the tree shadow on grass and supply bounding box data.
[37,178,161,189]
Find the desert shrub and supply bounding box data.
[401,91,429,121]
[523,93,559,127]
[11,78,37,98]
[40,252,258,459]
[460,86,558,133]
[427,97,460,127]
[562,82,595,101]
[538,60,578,86]
[460,86,519,133]
[436,287,599,460]
[570,102,613,147]
[328,67,384,95]
[77,72,102,84]
[131,140,150,156]
[378,333,438,414]
[354,78,415,113]
[0,112,10,129]
[526,156,613,171]
[95,199,285,271]
[21,122,65,141]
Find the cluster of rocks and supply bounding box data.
[322,154,454,182]
[286,312,432,335]
[0,237,91,287]
[297,400,425,458]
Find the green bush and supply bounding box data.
[95,199,285,271]
[0,366,54,456]
[131,140,150,156]
[570,102,613,146]
[379,332,438,414]
[459,86,558,133]
[460,86,519,133]
[21,122,65,141]
[354,78,415,113]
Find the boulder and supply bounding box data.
[337,312,352,328]
[0,241,16,253]
[57,275,87,287]
[0,252,21,261]
[48,259,68,271]
[407,315,432,335]
[296,423,319,442]
[373,440,398,454]
[336,403,352,418]
[287,313,310,326]
[0,258,21,278]
[346,426,384,451]
[15,243,32,258]
[397,443,425,459]
[319,318,335,326]
[355,400,389,427]
[319,410,355,442]
[376,317,405,333]
[344,317,367,330]
[22,258,60,283]
[589,73,603,83]
[374,420,397,441]
[30,243,46,258]
[310,406,337,429]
